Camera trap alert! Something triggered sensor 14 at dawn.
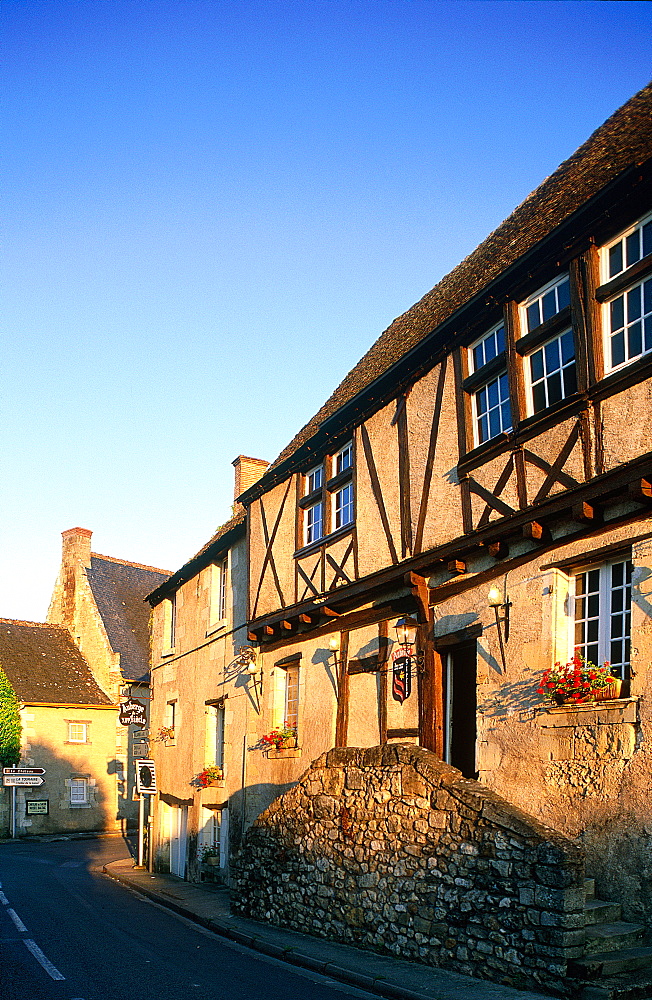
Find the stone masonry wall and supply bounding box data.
[232,744,585,996]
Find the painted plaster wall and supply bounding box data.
[16,705,120,835]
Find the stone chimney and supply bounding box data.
[61,527,93,569]
[232,456,269,512]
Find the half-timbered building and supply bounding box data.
[238,83,652,921]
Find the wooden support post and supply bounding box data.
[298,614,313,624]
[280,620,293,631]
[334,632,350,748]
[447,559,466,575]
[487,540,509,560]
[571,501,600,524]
[629,478,652,503]
[522,520,549,543]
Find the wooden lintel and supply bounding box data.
[447,559,466,575]
[571,501,600,523]
[280,620,293,631]
[321,607,341,618]
[487,540,509,560]
[522,521,549,543]
[298,614,313,624]
[629,478,652,503]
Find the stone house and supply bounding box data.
[0,619,120,836]
[146,456,269,882]
[47,527,169,822]
[230,81,652,962]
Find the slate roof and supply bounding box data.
[146,510,246,606]
[86,555,169,682]
[0,620,112,705]
[242,81,652,501]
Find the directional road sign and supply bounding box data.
[3,774,45,787]
[3,767,45,775]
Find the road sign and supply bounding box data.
[3,774,45,787]
[135,759,157,795]
[3,767,45,775]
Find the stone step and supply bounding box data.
[571,944,652,977]
[584,921,646,956]
[585,898,623,925]
[585,878,596,901]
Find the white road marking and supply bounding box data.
[7,908,28,932]
[0,891,9,905]
[23,939,66,980]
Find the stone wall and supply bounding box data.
[232,744,585,995]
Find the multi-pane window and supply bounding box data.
[470,324,506,372]
[606,276,652,369]
[284,665,299,732]
[163,594,176,651]
[524,275,570,333]
[335,442,353,475]
[209,558,227,626]
[70,778,89,805]
[528,329,577,413]
[305,500,324,545]
[67,723,87,743]
[306,464,323,495]
[606,215,652,278]
[334,482,354,529]
[474,372,512,444]
[574,558,632,680]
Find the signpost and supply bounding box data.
[134,759,157,868]
[3,768,47,837]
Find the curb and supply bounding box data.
[103,864,436,1000]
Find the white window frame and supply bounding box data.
[201,806,229,869]
[521,274,571,334]
[572,557,632,680]
[206,702,225,772]
[469,323,506,374]
[472,371,512,445]
[67,722,88,743]
[272,663,299,735]
[305,463,323,496]
[526,328,577,414]
[70,777,89,805]
[334,441,353,475]
[208,558,228,628]
[333,481,354,530]
[162,595,176,653]
[602,212,652,282]
[304,499,324,546]
[603,278,652,373]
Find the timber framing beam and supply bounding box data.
[247,453,652,646]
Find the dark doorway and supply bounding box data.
[442,639,477,779]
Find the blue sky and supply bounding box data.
[3,0,651,621]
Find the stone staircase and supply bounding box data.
[570,879,652,999]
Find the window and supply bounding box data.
[470,324,506,372]
[299,443,354,549]
[605,214,652,279]
[523,275,570,333]
[67,722,88,743]
[70,778,88,805]
[283,665,299,732]
[208,558,228,627]
[272,663,299,735]
[574,558,632,680]
[605,277,652,370]
[207,701,225,771]
[334,482,354,529]
[166,700,177,738]
[528,329,577,413]
[468,325,512,445]
[201,807,228,868]
[163,595,176,652]
[305,500,324,545]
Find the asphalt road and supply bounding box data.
[0,835,378,1000]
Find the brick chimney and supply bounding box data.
[232,456,269,512]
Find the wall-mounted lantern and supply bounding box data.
[393,615,419,648]
[487,586,511,671]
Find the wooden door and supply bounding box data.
[443,640,477,779]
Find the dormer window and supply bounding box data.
[467,324,512,445]
[523,275,570,333]
[298,443,354,551]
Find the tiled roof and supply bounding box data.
[246,81,652,496]
[0,620,112,705]
[146,510,246,606]
[86,555,169,682]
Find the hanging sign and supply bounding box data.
[119,699,148,727]
[392,645,412,703]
